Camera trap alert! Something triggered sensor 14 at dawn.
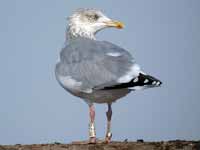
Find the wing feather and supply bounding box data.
[55,38,140,92]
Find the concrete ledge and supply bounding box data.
[1,140,200,150]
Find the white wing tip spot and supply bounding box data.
[133,77,138,83]
[152,81,157,85]
[144,79,149,83]
[156,81,160,86]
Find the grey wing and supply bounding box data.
[55,38,141,93]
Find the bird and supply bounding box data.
[55,8,162,144]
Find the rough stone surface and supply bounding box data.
[1,140,200,150]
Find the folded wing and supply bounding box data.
[55,37,161,93]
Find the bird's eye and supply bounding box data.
[85,13,99,21]
[93,14,99,20]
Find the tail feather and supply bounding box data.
[102,73,162,90]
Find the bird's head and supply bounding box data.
[67,8,124,40]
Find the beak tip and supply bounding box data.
[115,21,124,29]
[104,20,125,29]
[118,24,124,29]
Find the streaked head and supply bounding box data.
[67,8,124,40]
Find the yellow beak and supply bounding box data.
[104,20,124,29]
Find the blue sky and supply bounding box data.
[0,0,199,144]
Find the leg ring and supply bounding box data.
[89,123,96,138]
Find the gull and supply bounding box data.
[55,8,162,143]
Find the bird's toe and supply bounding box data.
[89,137,96,144]
[105,132,112,143]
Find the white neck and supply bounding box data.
[66,25,96,42]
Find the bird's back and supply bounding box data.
[56,37,135,89]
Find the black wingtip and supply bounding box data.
[136,73,162,87]
[101,73,162,90]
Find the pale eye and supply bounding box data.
[85,13,99,21]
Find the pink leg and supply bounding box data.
[105,103,112,143]
[89,104,96,143]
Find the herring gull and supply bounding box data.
[55,8,162,143]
